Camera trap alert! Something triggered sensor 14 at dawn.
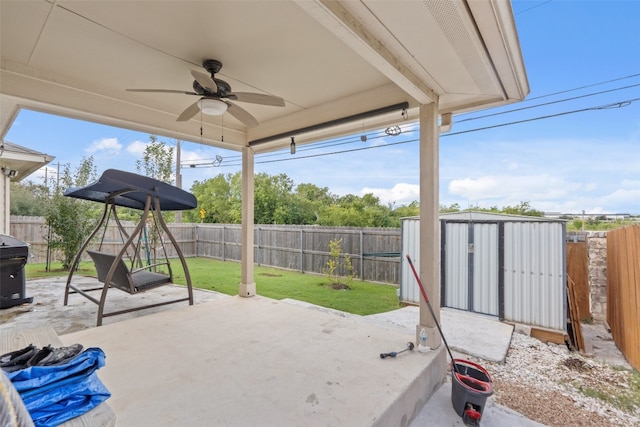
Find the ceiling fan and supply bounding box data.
[127,59,285,128]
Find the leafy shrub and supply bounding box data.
[322,239,354,290]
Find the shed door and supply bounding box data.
[442,222,499,317]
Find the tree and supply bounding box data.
[9,181,49,216]
[392,201,419,219]
[135,135,174,183]
[185,170,549,228]
[294,183,336,224]
[253,173,292,224]
[438,201,544,217]
[45,157,98,270]
[187,173,242,223]
[439,203,461,213]
[500,201,544,217]
[317,193,394,227]
[134,136,176,263]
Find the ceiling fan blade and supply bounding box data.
[226,102,259,128]
[228,92,285,107]
[127,89,198,95]
[176,101,201,122]
[191,70,217,92]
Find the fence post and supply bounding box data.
[222,225,226,261]
[359,229,364,280]
[299,228,304,273]
[256,226,261,266]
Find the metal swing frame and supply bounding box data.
[63,169,196,326]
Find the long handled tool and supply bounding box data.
[406,254,459,374]
[380,342,414,359]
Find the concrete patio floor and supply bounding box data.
[1,277,545,426]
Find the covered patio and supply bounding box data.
[1,277,529,426]
[1,1,528,425]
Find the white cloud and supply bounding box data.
[126,140,147,156]
[620,179,640,189]
[506,162,519,171]
[448,174,581,201]
[85,138,121,155]
[599,188,640,212]
[361,182,420,206]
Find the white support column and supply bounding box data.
[417,102,441,349]
[174,140,182,223]
[239,146,256,297]
[0,176,8,235]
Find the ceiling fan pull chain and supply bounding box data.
[200,108,205,143]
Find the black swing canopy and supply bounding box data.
[64,168,197,211]
[64,169,196,326]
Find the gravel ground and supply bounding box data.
[458,332,640,426]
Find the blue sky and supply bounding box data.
[5,0,640,215]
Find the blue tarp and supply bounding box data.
[7,348,111,427]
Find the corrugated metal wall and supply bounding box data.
[400,215,566,331]
[442,222,498,316]
[472,223,499,315]
[443,222,469,310]
[400,219,421,303]
[503,221,566,330]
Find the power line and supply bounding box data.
[515,0,554,16]
[180,73,640,169]
[203,96,640,168]
[456,83,640,123]
[524,73,640,103]
[446,97,639,137]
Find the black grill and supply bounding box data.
[0,234,32,309]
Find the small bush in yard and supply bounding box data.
[322,239,354,290]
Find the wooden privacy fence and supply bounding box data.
[195,224,401,283]
[9,216,196,266]
[606,224,640,370]
[10,217,402,284]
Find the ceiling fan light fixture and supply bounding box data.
[198,98,228,115]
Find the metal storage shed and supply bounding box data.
[401,212,567,331]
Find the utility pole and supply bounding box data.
[175,140,182,223]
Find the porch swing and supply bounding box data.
[63,169,197,326]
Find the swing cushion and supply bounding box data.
[88,251,171,293]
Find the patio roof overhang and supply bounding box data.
[0,0,528,152]
[0,0,529,349]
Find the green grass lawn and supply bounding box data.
[25,257,401,316]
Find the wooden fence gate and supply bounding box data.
[606,224,640,370]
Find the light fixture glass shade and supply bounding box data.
[198,98,228,115]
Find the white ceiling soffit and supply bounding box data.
[0,142,55,181]
[0,0,528,153]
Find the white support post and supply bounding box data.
[174,140,182,223]
[418,102,442,349]
[239,146,256,297]
[0,176,9,234]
